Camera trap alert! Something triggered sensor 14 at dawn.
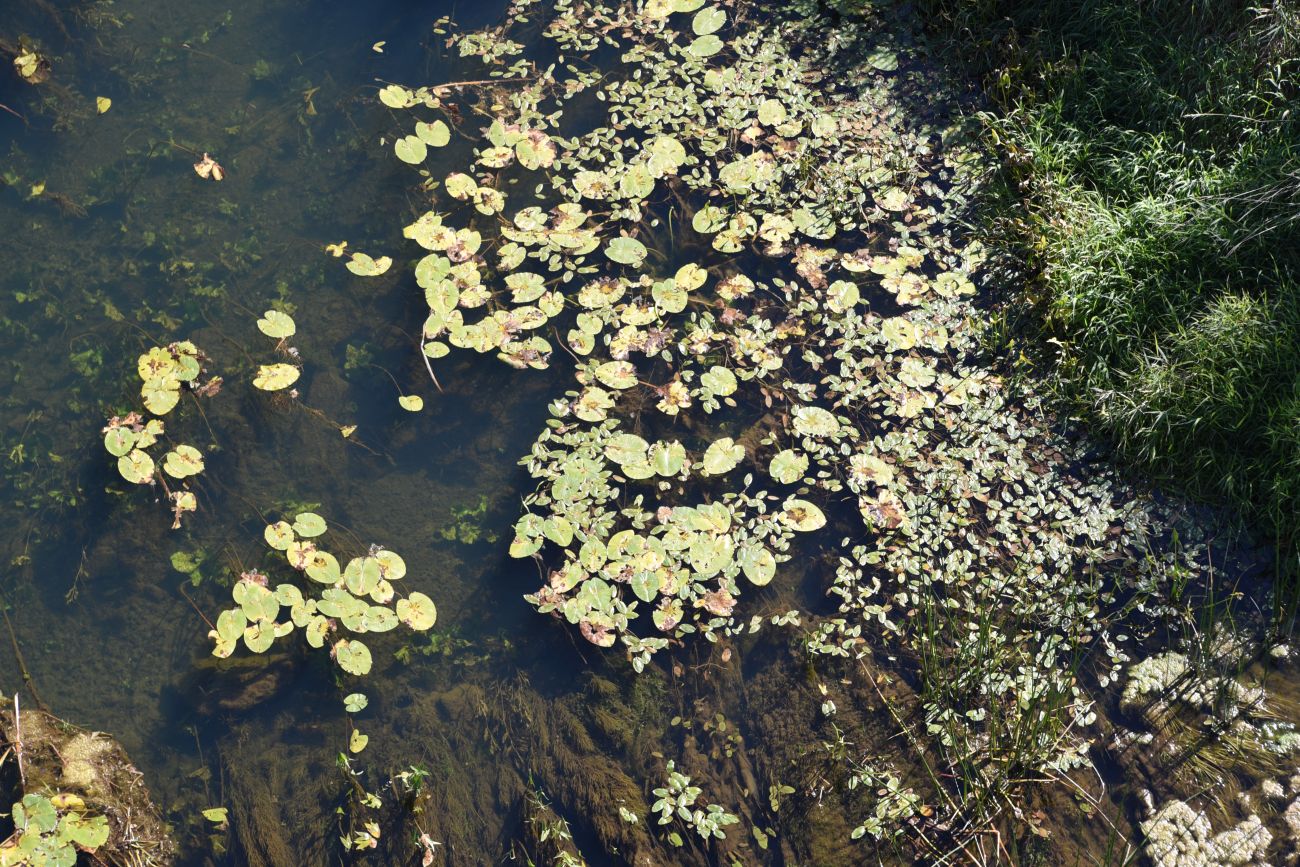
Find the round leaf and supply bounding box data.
[396,591,437,630]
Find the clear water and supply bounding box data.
[6,2,1295,865]
[2,2,853,863]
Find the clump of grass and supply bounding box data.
[917,0,1300,590]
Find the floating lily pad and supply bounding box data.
[781,498,827,532]
[692,6,726,35]
[253,363,300,391]
[346,252,393,276]
[293,512,327,537]
[264,521,295,550]
[769,449,808,484]
[394,135,428,164]
[305,550,341,584]
[701,437,744,475]
[344,692,368,713]
[793,406,840,437]
[739,544,777,586]
[349,729,369,753]
[162,444,205,478]
[103,427,136,457]
[117,449,155,485]
[416,119,451,147]
[141,380,181,415]
[399,395,424,412]
[375,549,407,581]
[396,591,437,630]
[257,309,296,339]
[595,360,638,389]
[605,433,650,466]
[687,34,724,57]
[757,98,786,125]
[333,638,373,676]
[604,236,647,266]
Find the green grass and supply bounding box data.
[916,0,1300,581]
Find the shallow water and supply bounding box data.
[5,2,1300,865]
[1,2,850,863]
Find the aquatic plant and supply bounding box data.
[211,513,434,669]
[361,0,1256,855]
[102,341,220,528]
[0,793,109,867]
[650,760,738,844]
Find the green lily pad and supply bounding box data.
[700,365,736,396]
[333,638,373,676]
[793,406,840,437]
[141,379,181,415]
[253,363,300,391]
[868,47,899,71]
[378,84,415,108]
[701,437,744,475]
[595,361,638,389]
[117,450,155,485]
[604,236,647,266]
[692,6,726,35]
[769,449,808,484]
[396,591,437,630]
[399,395,424,411]
[649,440,686,476]
[243,621,276,653]
[344,692,368,713]
[781,498,827,532]
[757,98,786,125]
[162,444,205,478]
[305,550,341,584]
[264,521,295,550]
[293,512,327,537]
[605,433,650,466]
[103,427,136,457]
[375,549,407,581]
[416,119,451,147]
[739,544,777,586]
[687,34,724,57]
[346,252,393,276]
[349,729,369,753]
[257,310,296,339]
[395,135,428,164]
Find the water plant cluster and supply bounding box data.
[0,793,109,867]
[209,511,435,747]
[101,341,220,528]
[363,0,1290,855]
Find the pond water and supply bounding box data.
[3,1,1299,865]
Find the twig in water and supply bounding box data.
[13,694,25,785]
[1,603,48,712]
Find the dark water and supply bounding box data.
[0,0,609,858]
[2,2,860,864]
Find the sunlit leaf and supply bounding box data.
[396,591,437,630]
[257,309,296,339]
[118,449,155,484]
[253,363,300,391]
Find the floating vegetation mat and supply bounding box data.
[349,0,1300,860]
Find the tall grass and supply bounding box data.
[917,0,1300,584]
